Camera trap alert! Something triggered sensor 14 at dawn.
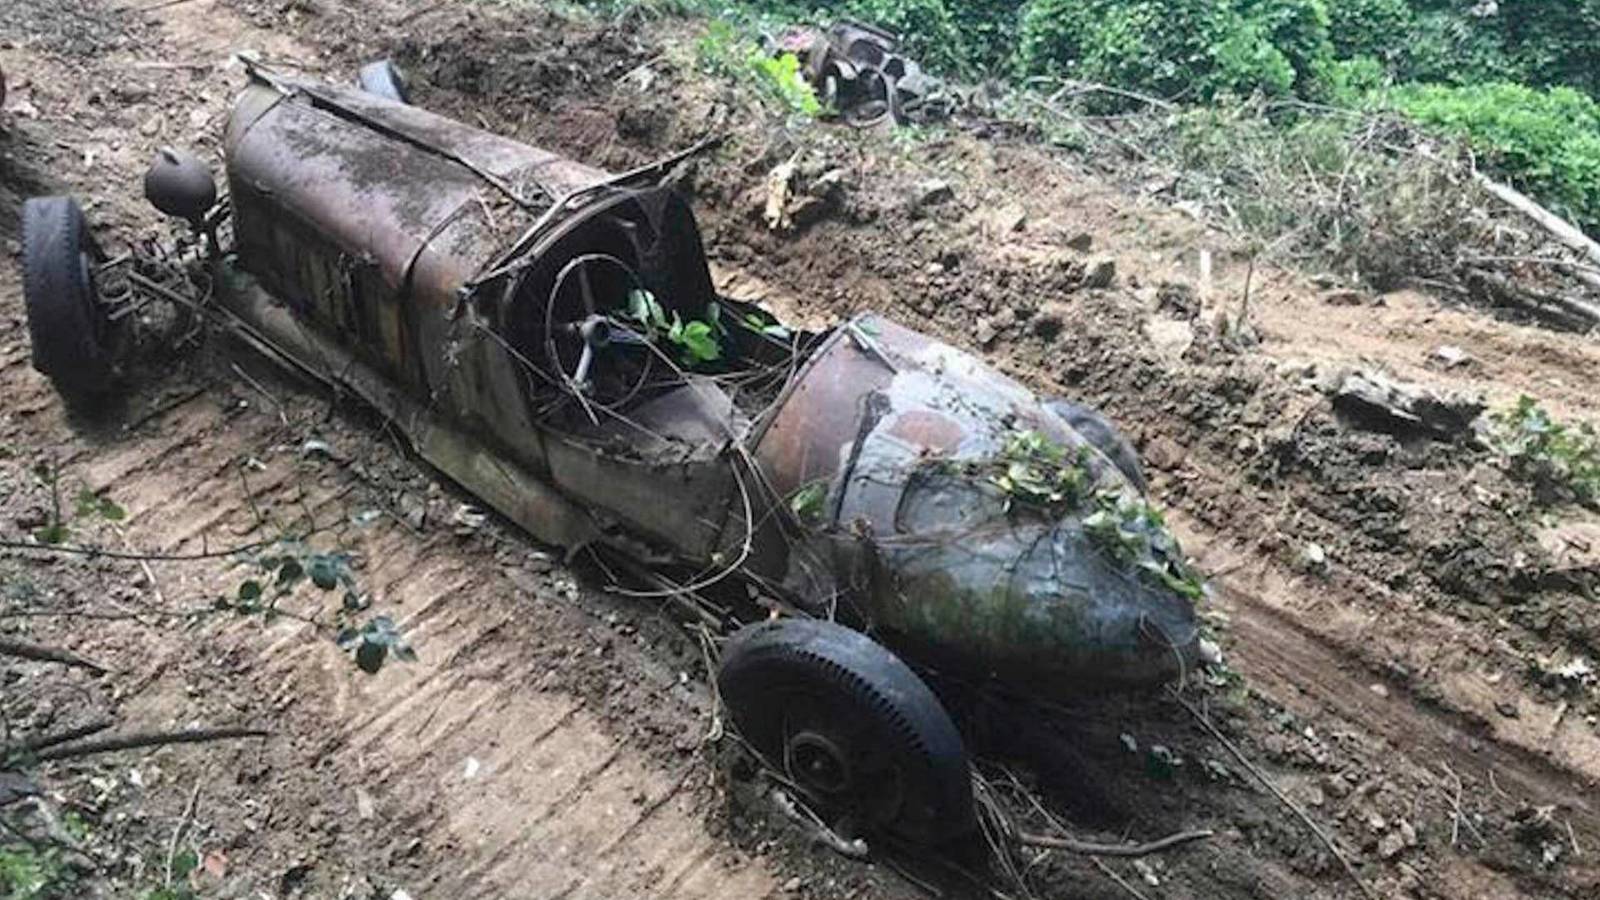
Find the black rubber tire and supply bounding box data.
[1046,398,1148,493]
[22,196,113,398]
[357,59,409,104]
[718,618,974,844]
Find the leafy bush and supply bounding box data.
[1494,396,1600,507]
[1325,0,1413,62]
[1015,0,1306,101]
[1391,81,1600,232]
[695,20,822,117]
[1308,54,1388,105]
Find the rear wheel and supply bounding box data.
[718,618,973,844]
[22,196,113,399]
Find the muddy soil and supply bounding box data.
[5,1,1600,899]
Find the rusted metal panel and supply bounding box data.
[749,313,1198,689]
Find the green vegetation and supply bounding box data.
[625,288,724,366]
[0,845,75,900]
[1494,396,1600,508]
[625,1,1600,246]
[1390,82,1600,233]
[986,428,1095,514]
[1081,491,1208,603]
[952,429,1207,602]
[694,20,821,118]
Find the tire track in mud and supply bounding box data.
[1224,580,1600,839]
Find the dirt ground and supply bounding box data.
[4,1,1600,899]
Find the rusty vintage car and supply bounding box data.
[19,63,1203,844]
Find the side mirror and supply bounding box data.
[144,147,217,224]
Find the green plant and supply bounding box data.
[28,461,125,545]
[695,21,821,118]
[0,845,75,900]
[986,429,1095,514]
[1493,396,1600,507]
[1325,0,1413,64]
[787,479,829,526]
[751,51,824,117]
[1016,0,1305,102]
[337,615,418,675]
[1391,81,1600,234]
[626,288,723,365]
[211,534,417,674]
[1082,490,1208,602]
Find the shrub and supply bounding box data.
[1325,0,1413,63]
[1391,81,1600,232]
[1494,396,1600,507]
[773,1,1029,75]
[1309,54,1388,106]
[1015,0,1305,101]
[1240,0,1333,86]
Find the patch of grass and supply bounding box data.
[1494,396,1600,508]
[0,845,76,900]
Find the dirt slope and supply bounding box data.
[5,1,1600,899]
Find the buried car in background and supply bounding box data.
[19,62,1202,844]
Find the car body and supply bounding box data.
[212,67,1201,691]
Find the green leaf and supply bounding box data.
[676,320,722,363]
[342,591,367,612]
[238,580,263,602]
[276,559,304,587]
[308,556,339,591]
[172,848,199,879]
[33,523,70,545]
[355,639,386,674]
[335,627,360,649]
[788,481,828,525]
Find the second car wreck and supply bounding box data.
[22,61,1203,845]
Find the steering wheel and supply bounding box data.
[541,252,657,411]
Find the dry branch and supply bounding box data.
[1476,174,1600,271]
[31,726,269,763]
[0,637,110,674]
[4,720,115,757]
[1016,827,1214,857]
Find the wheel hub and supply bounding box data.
[785,730,853,796]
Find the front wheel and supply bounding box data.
[22,196,114,400]
[1045,398,1148,493]
[718,618,974,844]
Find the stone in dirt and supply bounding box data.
[1082,257,1117,289]
[914,178,954,208]
[1325,369,1485,439]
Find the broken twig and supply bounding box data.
[31,727,269,763]
[0,637,109,674]
[1015,827,1214,857]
